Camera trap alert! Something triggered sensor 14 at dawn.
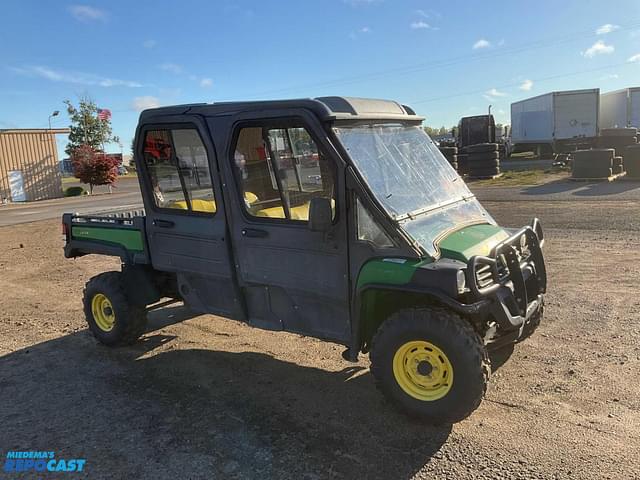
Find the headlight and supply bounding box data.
[456,269,466,294]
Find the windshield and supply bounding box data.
[334,124,495,257]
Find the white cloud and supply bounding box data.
[473,39,491,50]
[600,73,619,80]
[159,63,183,74]
[9,65,142,87]
[628,53,640,62]
[349,26,372,39]
[410,21,432,30]
[131,96,160,112]
[582,40,615,58]
[68,5,107,22]
[416,9,441,19]
[200,78,213,88]
[596,24,620,35]
[143,39,156,49]
[483,88,507,101]
[519,79,533,91]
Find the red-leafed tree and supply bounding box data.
[71,145,119,194]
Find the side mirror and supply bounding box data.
[308,197,332,232]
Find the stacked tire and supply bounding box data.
[457,152,469,176]
[438,146,458,171]
[598,128,638,162]
[572,149,615,179]
[613,156,624,175]
[465,143,500,178]
[625,144,640,179]
[498,143,507,161]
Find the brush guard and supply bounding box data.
[467,218,546,334]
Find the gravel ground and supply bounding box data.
[1,194,639,479]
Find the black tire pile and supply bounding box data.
[597,128,638,166]
[571,148,616,179]
[462,143,500,178]
[457,153,469,175]
[498,143,507,161]
[625,144,640,179]
[438,146,458,171]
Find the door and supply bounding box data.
[222,112,350,342]
[137,119,242,319]
[554,92,598,139]
[630,89,640,128]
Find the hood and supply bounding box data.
[436,224,509,262]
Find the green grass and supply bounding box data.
[467,169,569,187]
[508,151,538,159]
[61,172,138,184]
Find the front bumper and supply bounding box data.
[466,218,547,347]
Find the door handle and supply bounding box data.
[153,219,175,228]
[242,228,268,238]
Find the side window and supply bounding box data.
[356,198,394,247]
[142,128,216,213]
[232,124,336,221]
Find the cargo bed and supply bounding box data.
[62,205,149,264]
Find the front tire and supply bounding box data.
[370,308,490,424]
[83,272,147,346]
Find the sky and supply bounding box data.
[1,0,639,158]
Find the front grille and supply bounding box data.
[496,255,509,280]
[475,264,494,289]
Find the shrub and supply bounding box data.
[71,145,119,194]
[64,186,86,197]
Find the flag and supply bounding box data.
[97,108,112,121]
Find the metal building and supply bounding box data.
[0,128,69,202]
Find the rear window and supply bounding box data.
[142,128,217,214]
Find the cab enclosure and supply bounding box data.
[63,97,546,360]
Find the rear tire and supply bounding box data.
[83,272,148,346]
[370,308,490,424]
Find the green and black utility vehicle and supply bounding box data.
[63,97,546,423]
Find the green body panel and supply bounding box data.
[356,258,430,289]
[354,223,509,349]
[355,224,507,288]
[72,226,144,252]
[437,224,509,262]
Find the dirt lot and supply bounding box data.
[1,191,639,479]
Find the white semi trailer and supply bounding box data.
[510,89,599,155]
[600,87,640,129]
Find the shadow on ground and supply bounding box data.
[0,307,454,479]
[522,178,640,197]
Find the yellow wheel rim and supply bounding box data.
[393,340,454,401]
[91,293,116,332]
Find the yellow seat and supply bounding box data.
[255,199,335,220]
[169,199,217,213]
[255,205,286,219]
[244,191,258,205]
[289,203,310,220]
[167,192,258,214]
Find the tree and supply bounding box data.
[71,145,119,194]
[424,125,455,138]
[64,97,119,156]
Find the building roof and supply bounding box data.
[140,97,424,123]
[0,128,70,135]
